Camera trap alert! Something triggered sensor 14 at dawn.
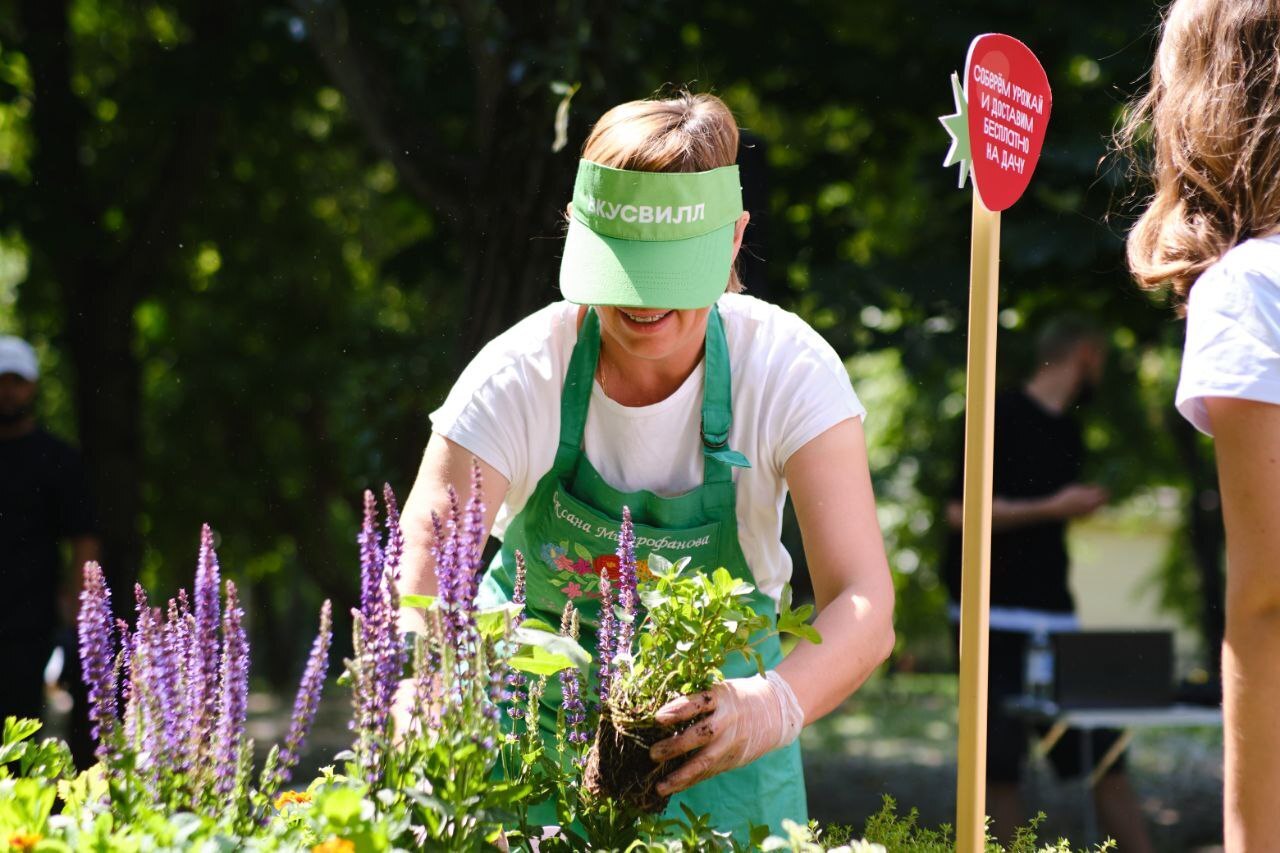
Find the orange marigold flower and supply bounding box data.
[9,833,43,851]
[312,838,355,853]
[274,789,314,809]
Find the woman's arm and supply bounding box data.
[1204,396,1280,851]
[397,434,509,634]
[775,416,895,722]
[944,484,1109,532]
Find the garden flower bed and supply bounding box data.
[0,471,1113,851]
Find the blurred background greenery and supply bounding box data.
[0,0,1221,687]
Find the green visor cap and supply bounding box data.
[560,159,744,310]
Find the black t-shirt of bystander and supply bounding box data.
[0,428,96,641]
[944,389,1084,614]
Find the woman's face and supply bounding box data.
[593,212,750,365]
[595,305,713,363]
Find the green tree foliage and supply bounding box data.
[0,0,1222,679]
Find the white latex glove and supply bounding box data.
[649,670,805,796]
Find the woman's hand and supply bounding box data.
[648,671,804,796]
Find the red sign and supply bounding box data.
[965,34,1052,212]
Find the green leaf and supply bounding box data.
[320,785,363,824]
[511,626,592,669]
[778,615,822,645]
[400,593,435,610]
[477,602,523,639]
[646,553,673,577]
[2,717,41,748]
[573,543,593,561]
[639,590,669,610]
[519,618,558,634]
[507,645,578,676]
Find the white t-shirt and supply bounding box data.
[430,293,866,602]
[1176,234,1280,435]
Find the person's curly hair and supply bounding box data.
[1120,0,1280,311]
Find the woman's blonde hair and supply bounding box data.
[581,92,746,293]
[1121,0,1280,308]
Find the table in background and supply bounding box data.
[1005,698,1223,844]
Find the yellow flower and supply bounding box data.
[312,838,355,853]
[274,790,314,809]
[8,833,43,851]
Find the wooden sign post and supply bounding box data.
[939,33,1052,853]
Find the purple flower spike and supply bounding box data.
[558,605,588,754]
[374,498,405,744]
[78,562,118,764]
[165,598,195,773]
[270,600,332,790]
[615,507,638,660]
[597,572,616,705]
[513,550,527,608]
[462,461,487,604]
[214,580,248,796]
[193,525,222,776]
[149,605,183,773]
[350,488,409,785]
[359,490,383,615]
[382,483,404,582]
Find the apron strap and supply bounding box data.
[554,305,751,481]
[701,305,751,484]
[554,308,602,472]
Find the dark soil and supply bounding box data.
[583,711,679,814]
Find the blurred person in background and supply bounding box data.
[0,335,99,767]
[943,316,1153,852]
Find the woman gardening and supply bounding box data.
[395,92,895,838]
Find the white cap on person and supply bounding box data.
[0,336,39,381]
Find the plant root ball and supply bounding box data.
[583,711,678,814]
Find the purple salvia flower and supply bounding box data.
[353,493,386,748]
[377,487,405,739]
[382,484,404,579]
[77,562,117,764]
[214,580,249,796]
[138,599,181,777]
[433,495,464,649]
[192,526,222,777]
[597,571,616,704]
[461,461,486,606]
[356,492,385,714]
[269,600,332,791]
[348,608,370,733]
[483,640,505,723]
[559,603,588,748]
[506,552,528,721]
[116,617,134,736]
[350,490,407,786]
[615,507,638,661]
[166,597,195,775]
[443,487,464,636]
[156,602,186,773]
[130,586,164,770]
[411,611,442,734]
[359,490,383,615]
[513,549,527,609]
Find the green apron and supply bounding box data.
[477,306,807,839]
